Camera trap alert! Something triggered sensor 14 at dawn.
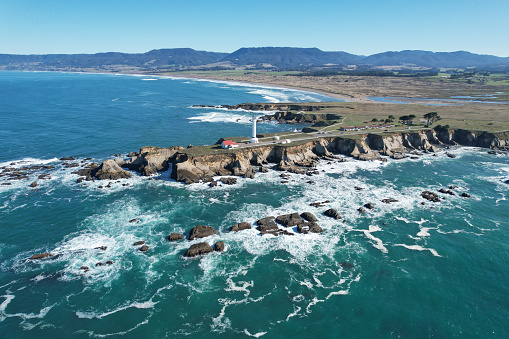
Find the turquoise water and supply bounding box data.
[1,72,508,338]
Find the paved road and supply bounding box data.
[235,127,431,149]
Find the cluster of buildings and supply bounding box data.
[340,124,395,131]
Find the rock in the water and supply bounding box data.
[363,203,375,209]
[297,222,323,234]
[94,159,131,180]
[59,156,75,161]
[381,198,398,204]
[276,213,304,227]
[300,212,318,222]
[133,241,145,246]
[129,218,140,223]
[354,186,364,191]
[185,242,213,257]
[259,166,269,173]
[449,185,458,189]
[421,191,440,202]
[324,208,341,219]
[80,266,89,272]
[188,225,218,240]
[309,200,330,208]
[438,188,455,195]
[445,152,456,158]
[358,207,366,213]
[244,167,255,179]
[341,262,353,269]
[461,192,471,198]
[256,216,279,232]
[29,253,53,260]
[105,260,114,265]
[29,181,38,188]
[214,241,225,252]
[230,222,251,232]
[209,181,218,188]
[140,245,149,252]
[220,177,237,185]
[168,233,183,241]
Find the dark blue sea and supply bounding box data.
[1,71,508,338]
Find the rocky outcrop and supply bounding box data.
[324,208,341,220]
[93,160,131,180]
[230,222,252,232]
[214,241,225,252]
[422,191,440,202]
[300,212,318,222]
[168,233,183,241]
[185,242,213,257]
[188,225,217,240]
[29,253,53,260]
[276,213,304,227]
[93,128,509,184]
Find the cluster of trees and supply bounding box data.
[377,112,441,126]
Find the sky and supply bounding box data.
[1,0,508,56]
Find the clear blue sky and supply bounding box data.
[1,0,508,56]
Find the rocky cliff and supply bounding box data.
[90,128,509,184]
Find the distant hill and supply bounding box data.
[360,50,509,68]
[0,48,228,69]
[221,47,363,68]
[0,47,508,71]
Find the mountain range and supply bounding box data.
[1,47,508,71]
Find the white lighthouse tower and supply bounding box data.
[250,116,259,143]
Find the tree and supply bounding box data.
[424,112,441,126]
[400,114,416,125]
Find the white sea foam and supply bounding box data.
[76,300,158,319]
[361,225,389,253]
[244,329,268,337]
[394,244,441,257]
[188,111,256,124]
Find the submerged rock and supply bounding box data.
[358,207,366,214]
[185,242,213,257]
[29,253,53,260]
[364,203,375,210]
[133,241,145,246]
[220,177,237,185]
[381,198,398,204]
[461,192,471,198]
[188,225,218,240]
[140,245,149,252]
[29,181,38,188]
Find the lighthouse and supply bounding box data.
[250,116,259,143]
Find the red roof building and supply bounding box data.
[221,140,239,149]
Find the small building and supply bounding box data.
[280,139,291,144]
[340,126,356,131]
[221,140,239,149]
[274,136,280,140]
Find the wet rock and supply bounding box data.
[300,212,318,222]
[306,180,315,184]
[133,241,145,246]
[324,208,341,220]
[214,241,225,252]
[256,216,279,232]
[1,182,12,185]
[140,245,149,252]
[38,174,51,180]
[445,152,456,158]
[390,153,407,160]
[29,253,53,260]
[94,159,131,180]
[220,177,237,185]
[381,198,398,204]
[128,152,138,157]
[358,207,366,213]
[105,261,114,265]
[276,212,304,227]
[59,156,75,161]
[449,185,458,189]
[129,219,140,223]
[168,233,183,241]
[188,225,218,240]
[63,162,80,168]
[184,242,213,257]
[29,181,38,188]
[298,222,323,234]
[461,192,471,198]
[230,222,252,232]
[77,177,84,183]
[80,266,89,272]
[438,188,455,195]
[94,246,107,251]
[341,262,353,269]
[354,186,364,191]
[209,181,218,188]
[309,200,330,208]
[95,262,105,267]
[364,203,375,209]
[259,166,269,173]
[281,180,289,184]
[421,191,440,202]
[244,167,255,179]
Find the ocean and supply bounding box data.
[0,71,508,338]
